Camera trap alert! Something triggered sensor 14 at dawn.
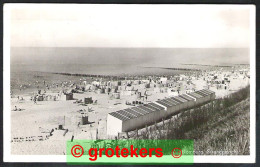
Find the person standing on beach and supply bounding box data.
[33,96,37,104]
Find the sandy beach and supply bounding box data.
[10,65,250,155]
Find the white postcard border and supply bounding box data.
[3,4,256,163]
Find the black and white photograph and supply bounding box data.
[3,4,256,163]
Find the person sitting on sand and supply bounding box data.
[14,106,22,111]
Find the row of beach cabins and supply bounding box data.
[107,89,216,136]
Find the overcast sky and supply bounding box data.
[7,4,253,48]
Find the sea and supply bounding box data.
[10,47,249,76]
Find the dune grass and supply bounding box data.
[139,86,250,155]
